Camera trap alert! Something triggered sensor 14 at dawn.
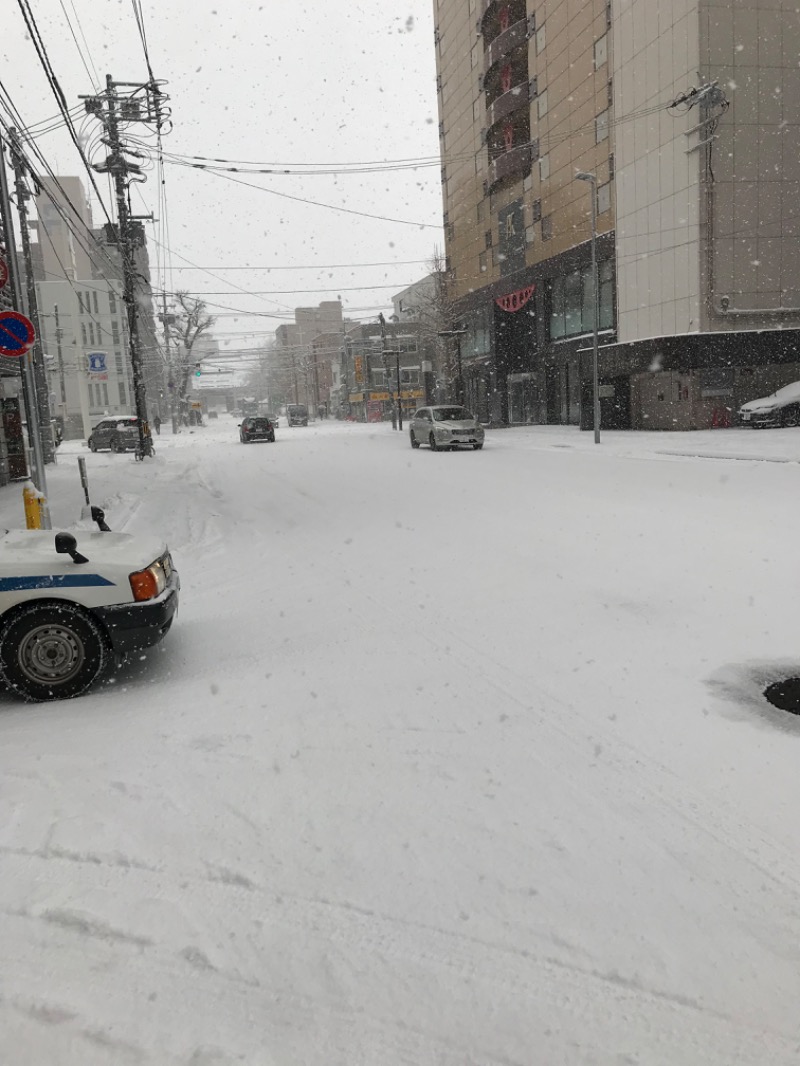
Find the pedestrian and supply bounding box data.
[154,412,162,435]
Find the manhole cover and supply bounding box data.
[764,678,800,714]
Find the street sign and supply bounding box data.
[0,258,8,290]
[87,351,109,381]
[0,310,35,358]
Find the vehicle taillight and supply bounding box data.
[129,560,166,602]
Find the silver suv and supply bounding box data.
[88,416,138,453]
[409,406,485,451]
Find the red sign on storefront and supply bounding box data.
[496,285,535,313]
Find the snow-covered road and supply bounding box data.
[2,419,800,1065]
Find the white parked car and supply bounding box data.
[0,522,178,701]
[738,381,800,428]
[409,406,485,451]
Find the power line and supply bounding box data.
[167,160,440,229]
[13,0,115,228]
[166,258,432,271]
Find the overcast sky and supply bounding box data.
[2,1,443,353]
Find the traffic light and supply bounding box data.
[194,363,201,377]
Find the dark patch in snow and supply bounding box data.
[706,661,800,732]
[180,946,217,971]
[38,908,152,948]
[764,677,800,715]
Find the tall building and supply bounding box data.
[433,0,800,429]
[273,301,344,410]
[33,177,163,436]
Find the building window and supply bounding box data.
[549,261,614,339]
[536,24,546,53]
[109,292,117,314]
[89,323,96,346]
[485,229,493,249]
[112,321,120,345]
[400,369,419,385]
[93,290,99,314]
[597,182,611,214]
[81,323,87,346]
[532,199,542,222]
[594,34,608,69]
[526,225,536,245]
[596,108,610,142]
[537,89,548,119]
[539,154,550,181]
[102,383,109,406]
[542,215,553,240]
[78,292,85,314]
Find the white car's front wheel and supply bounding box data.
[0,603,109,702]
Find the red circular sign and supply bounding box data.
[0,259,8,291]
[0,311,35,358]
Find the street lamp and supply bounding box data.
[576,171,601,444]
[437,328,467,405]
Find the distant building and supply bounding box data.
[273,301,344,410]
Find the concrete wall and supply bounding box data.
[612,0,703,343]
[700,0,800,330]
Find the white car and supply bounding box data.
[0,522,179,701]
[738,381,800,428]
[409,405,485,451]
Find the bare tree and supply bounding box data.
[167,292,215,425]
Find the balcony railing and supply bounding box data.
[484,18,528,73]
[486,80,530,129]
[488,144,532,190]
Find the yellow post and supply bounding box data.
[23,482,45,530]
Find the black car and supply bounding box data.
[88,417,139,453]
[239,416,275,443]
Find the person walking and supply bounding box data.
[154,412,162,435]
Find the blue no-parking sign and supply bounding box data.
[0,311,35,358]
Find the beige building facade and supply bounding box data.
[434,0,800,429]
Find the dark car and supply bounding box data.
[239,416,275,443]
[88,416,139,453]
[286,404,308,427]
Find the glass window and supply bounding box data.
[81,323,87,346]
[109,292,117,314]
[594,34,608,69]
[549,277,565,339]
[599,260,614,329]
[581,266,595,329]
[93,291,99,314]
[102,384,109,406]
[596,108,610,142]
[564,271,582,336]
[78,292,85,314]
[119,381,127,406]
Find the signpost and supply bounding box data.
[0,257,8,291]
[0,310,35,358]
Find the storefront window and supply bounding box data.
[548,261,615,339]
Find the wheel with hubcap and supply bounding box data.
[782,406,800,428]
[429,432,438,451]
[89,440,97,452]
[410,431,420,448]
[473,442,483,450]
[0,602,109,702]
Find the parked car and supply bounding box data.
[409,406,485,451]
[739,381,800,427]
[88,416,139,452]
[239,416,275,443]
[0,523,179,701]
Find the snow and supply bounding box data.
[1,418,800,1065]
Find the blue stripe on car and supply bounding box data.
[0,575,116,592]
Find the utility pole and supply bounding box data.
[84,76,168,458]
[160,291,177,433]
[437,328,467,406]
[0,137,36,445]
[8,130,55,465]
[0,134,50,520]
[53,304,66,407]
[378,313,399,429]
[100,76,151,458]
